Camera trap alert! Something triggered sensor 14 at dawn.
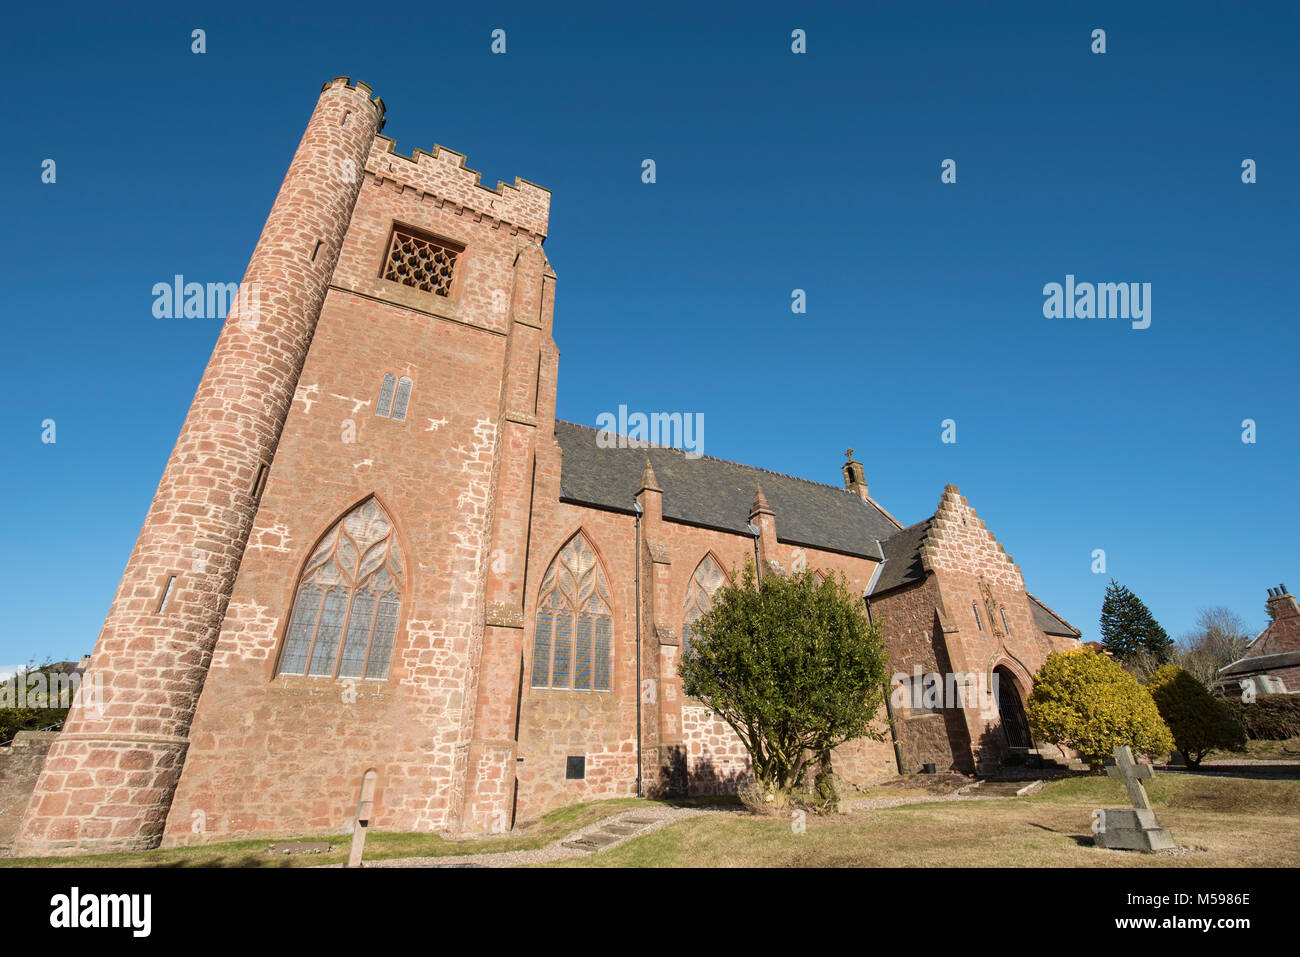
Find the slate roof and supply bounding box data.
[867,519,934,595]
[1027,594,1082,638]
[865,518,1082,638]
[1219,650,1300,676]
[553,421,898,559]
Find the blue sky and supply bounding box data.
[1,1,1296,664]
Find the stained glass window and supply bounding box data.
[681,554,727,657]
[531,534,613,691]
[375,374,396,417]
[392,376,413,421]
[276,498,404,680]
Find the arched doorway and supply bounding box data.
[993,666,1032,752]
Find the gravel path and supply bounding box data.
[345,804,741,868]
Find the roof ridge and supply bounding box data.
[554,419,881,499]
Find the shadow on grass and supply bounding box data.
[1157,763,1300,780]
[1027,822,1093,847]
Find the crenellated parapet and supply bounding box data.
[367,138,551,241]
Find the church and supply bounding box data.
[12,79,1080,856]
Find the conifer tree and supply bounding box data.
[1099,579,1173,663]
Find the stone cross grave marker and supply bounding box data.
[1092,745,1175,852]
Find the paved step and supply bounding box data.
[962,779,1043,797]
[558,814,660,853]
[601,824,640,836]
[560,838,603,851]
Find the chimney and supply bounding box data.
[1267,584,1299,620]
[842,448,869,500]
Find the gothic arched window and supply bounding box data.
[276,498,404,680]
[531,533,613,691]
[392,376,413,420]
[375,373,396,417]
[681,554,727,657]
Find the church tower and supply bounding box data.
[15,79,386,854]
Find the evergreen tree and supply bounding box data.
[1100,579,1173,663]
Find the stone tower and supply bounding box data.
[14,79,386,855]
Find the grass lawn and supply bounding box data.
[3,770,1295,868]
[549,772,1300,868]
[0,797,658,868]
[1211,737,1300,762]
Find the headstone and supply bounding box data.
[347,770,378,868]
[1092,746,1175,852]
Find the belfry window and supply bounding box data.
[681,554,727,657]
[391,376,412,420]
[376,374,396,417]
[276,498,404,680]
[381,225,460,297]
[532,533,613,691]
[375,374,412,420]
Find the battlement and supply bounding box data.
[320,76,387,129]
[366,137,550,239]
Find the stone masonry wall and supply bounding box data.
[14,79,385,856]
[0,732,58,852]
[161,122,549,844]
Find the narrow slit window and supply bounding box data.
[1000,608,1010,634]
[311,240,323,262]
[252,464,269,501]
[342,110,351,127]
[156,575,176,614]
[375,373,396,417]
[972,601,983,632]
[391,376,413,421]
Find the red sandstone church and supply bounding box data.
[13,79,1081,856]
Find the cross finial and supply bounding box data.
[845,447,854,461]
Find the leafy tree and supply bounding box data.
[1147,664,1246,766]
[677,563,889,808]
[1026,646,1173,769]
[0,661,70,743]
[1099,579,1173,664]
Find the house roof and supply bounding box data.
[553,421,897,559]
[1219,650,1300,677]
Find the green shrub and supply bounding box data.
[1222,693,1300,741]
[678,564,889,808]
[1026,646,1173,768]
[1147,664,1246,766]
